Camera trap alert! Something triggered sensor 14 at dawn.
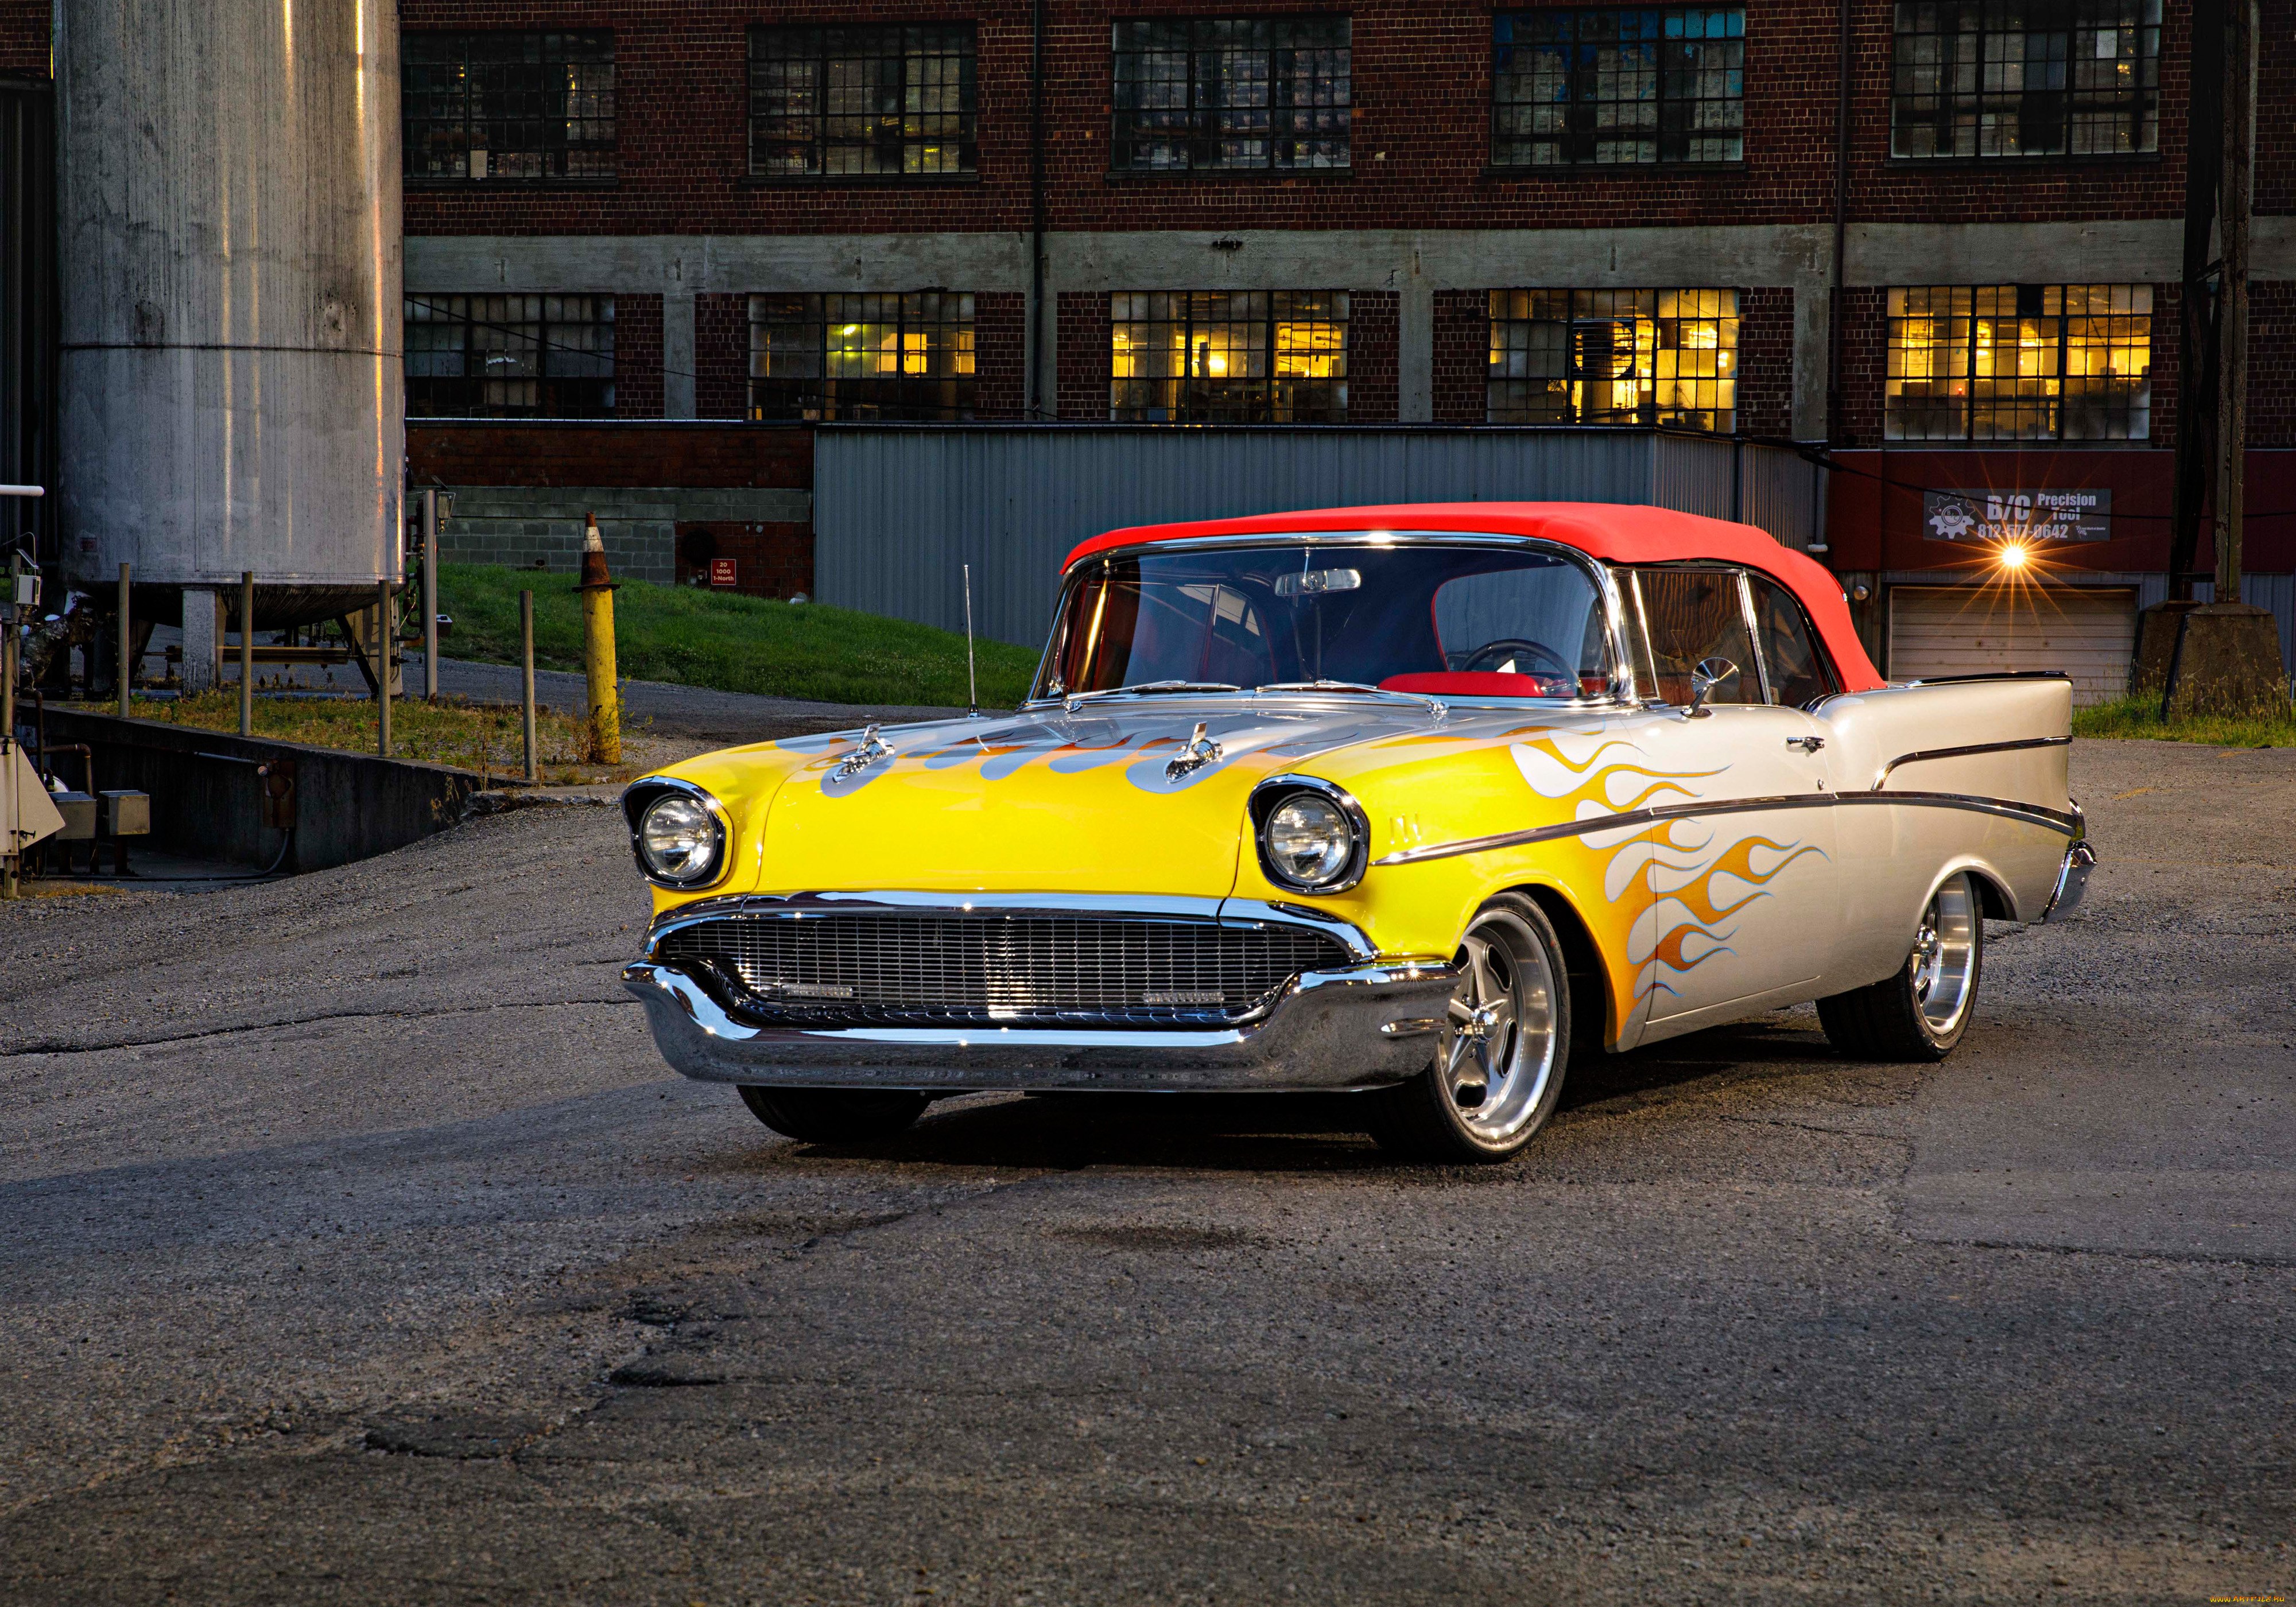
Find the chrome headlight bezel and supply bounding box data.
[1248,774,1370,895]
[622,777,733,890]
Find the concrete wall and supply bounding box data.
[44,709,486,871]
[437,485,811,584]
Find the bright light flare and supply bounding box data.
[1996,541,2031,572]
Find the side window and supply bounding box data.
[1632,568,1759,705]
[1747,575,1836,707]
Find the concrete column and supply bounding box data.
[663,293,697,419]
[1398,249,1434,423]
[180,587,220,694]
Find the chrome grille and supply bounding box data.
[654,913,1352,1027]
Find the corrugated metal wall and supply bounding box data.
[816,427,1825,645]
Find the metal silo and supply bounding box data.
[56,0,402,688]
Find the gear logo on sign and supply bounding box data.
[1926,499,1979,541]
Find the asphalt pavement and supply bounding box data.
[0,739,2289,1605]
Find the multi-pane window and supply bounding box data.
[1492,8,1744,166]
[1891,0,2159,158]
[404,296,615,418]
[1112,18,1351,171]
[1111,292,1348,423]
[402,32,616,181]
[748,26,978,177]
[748,294,976,421]
[1487,290,1738,430]
[1885,285,2152,440]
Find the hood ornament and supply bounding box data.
[1164,721,1224,781]
[835,724,897,778]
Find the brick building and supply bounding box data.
[8,1,2291,682]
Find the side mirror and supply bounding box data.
[1686,657,1739,717]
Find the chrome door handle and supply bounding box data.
[1786,735,1825,753]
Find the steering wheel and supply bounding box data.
[1457,638,1576,682]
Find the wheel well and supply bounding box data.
[1516,884,1610,1055]
[1964,869,2016,922]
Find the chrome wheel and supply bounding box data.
[1910,873,1979,1034]
[1438,910,1560,1144]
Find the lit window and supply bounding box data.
[402,32,616,181]
[1110,292,1349,422]
[1494,8,1744,167]
[1487,289,1738,430]
[1885,285,2151,440]
[749,26,978,177]
[749,293,976,421]
[404,296,615,418]
[1891,0,2159,158]
[1113,17,1351,172]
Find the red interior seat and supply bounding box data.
[1379,671,1571,699]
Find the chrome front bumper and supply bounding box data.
[622,957,1460,1093]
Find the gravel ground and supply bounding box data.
[0,739,2288,1605]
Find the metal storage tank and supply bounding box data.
[56,0,402,677]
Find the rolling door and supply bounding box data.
[1887,585,2136,707]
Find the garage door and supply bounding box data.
[1887,585,2137,707]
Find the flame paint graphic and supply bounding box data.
[1508,729,1830,1018]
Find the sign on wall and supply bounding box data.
[1923,488,2111,544]
[709,558,738,587]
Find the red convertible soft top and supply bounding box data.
[1064,501,1884,694]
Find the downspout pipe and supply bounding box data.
[1028,0,1049,420]
[1825,0,1852,448]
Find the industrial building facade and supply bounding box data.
[8,1,2292,685]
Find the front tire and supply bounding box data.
[1817,871,1984,1062]
[738,1086,930,1144]
[1367,893,1572,1163]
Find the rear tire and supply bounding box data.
[1367,893,1572,1164]
[1817,871,1984,1062]
[737,1086,930,1144]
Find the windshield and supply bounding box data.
[1035,539,1618,701]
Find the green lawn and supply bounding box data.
[434,565,1040,709]
[2073,692,2296,748]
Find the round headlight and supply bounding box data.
[1263,791,1356,889]
[638,793,722,884]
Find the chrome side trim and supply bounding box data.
[1370,789,2084,868]
[620,777,737,892]
[1871,735,2072,790]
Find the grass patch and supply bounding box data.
[126,692,602,782]
[434,564,1038,709]
[2073,692,2296,748]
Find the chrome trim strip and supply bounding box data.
[1871,736,2073,790]
[1370,788,2084,868]
[620,777,736,892]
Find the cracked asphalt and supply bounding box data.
[0,739,2289,1605]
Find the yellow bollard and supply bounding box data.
[576,511,620,766]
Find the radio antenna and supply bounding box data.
[963,562,979,717]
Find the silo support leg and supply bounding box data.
[181,589,220,696]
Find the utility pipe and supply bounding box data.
[520,589,538,783]
[2215,0,2253,604]
[238,571,254,736]
[375,578,392,758]
[115,561,129,717]
[1825,0,1852,446]
[422,488,440,700]
[1028,0,1048,419]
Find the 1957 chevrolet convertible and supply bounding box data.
[620,502,2093,1163]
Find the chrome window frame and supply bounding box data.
[1028,530,1643,711]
